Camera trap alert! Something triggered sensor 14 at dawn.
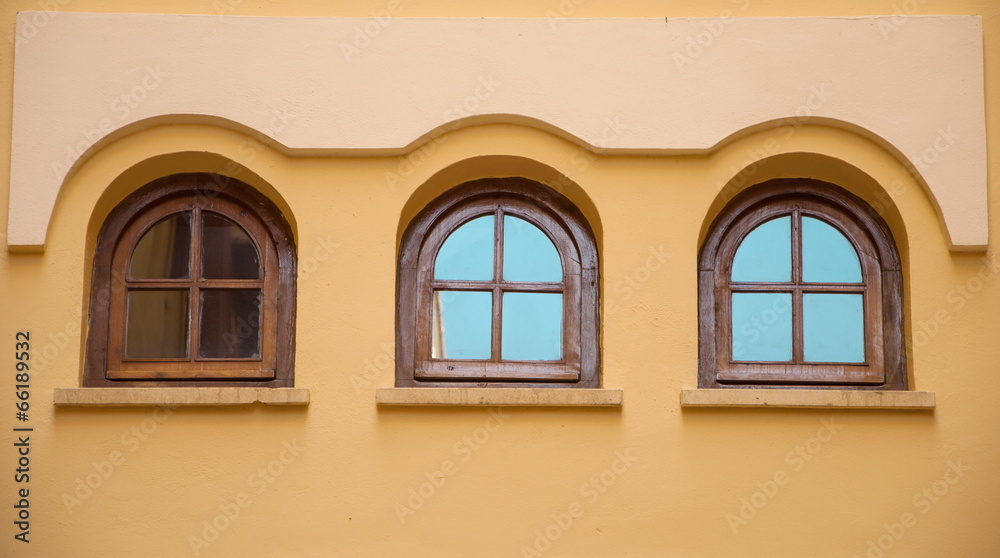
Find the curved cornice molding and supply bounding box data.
[8,14,985,249]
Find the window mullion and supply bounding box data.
[492,209,504,362]
[492,285,503,363]
[792,286,804,363]
[494,208,504,282]
[189,207,202,362]
[792,209,802,283]
[791,210,804,363]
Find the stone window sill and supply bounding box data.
[53,388,309,406]
[680,389,935,409]
[376,388,622,407]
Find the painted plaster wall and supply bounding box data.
[1,1,998,558]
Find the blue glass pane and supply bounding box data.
[802,217,862,283]
[803,293,865,363]
[731,217,792,282]
[503,216,562,282]
[731,292,793,362]
[501,293,562,361]
[432,291,492,359]
[434,216,494,280]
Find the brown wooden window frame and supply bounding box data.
[396,177,600,388]
[84,173,296,387]
[698,178,906,390]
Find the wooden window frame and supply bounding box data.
[397,177,600,388]
[698,179,906,390]
[84,173,296,387]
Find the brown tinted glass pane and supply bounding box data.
[199,289,262,358]
[202,213,261,279]
[125,290,189,358]
[129,213,191,279]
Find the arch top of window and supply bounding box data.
[728,212,865,285]
[432,212,565,283]
[399,178,597,273]
[94,175,295,264]
[126,207,264,282]
[700,182,901,275]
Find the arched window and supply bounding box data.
[85,173,296,387]
[698,179,905,389]
[397,177,599,387]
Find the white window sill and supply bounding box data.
[376,387,622,407]
[53,388,309,406]
[680,388,935,409]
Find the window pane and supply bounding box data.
[130,213,191,279]
[202,213,261,280]
[804,293,865,363]
[432,291,492,359]
[199,289,262,359]
[434,216,494,281]
[503,216,562,282]
[731,216,792,282]
[802,217,862,283]
[125,290,189,358]
[501,293,562,361]
[731,292,792,362]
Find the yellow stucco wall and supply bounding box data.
[2,1,999,557]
